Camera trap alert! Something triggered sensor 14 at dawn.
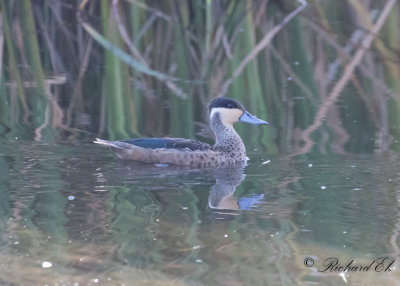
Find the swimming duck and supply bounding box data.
[94,97,268,167]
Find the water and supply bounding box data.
[0,141,399,285]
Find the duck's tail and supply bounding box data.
[93,138,126,150]
[94,137,162,163]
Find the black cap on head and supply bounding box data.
[208,97,245,114]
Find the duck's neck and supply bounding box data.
[210,114,246,155]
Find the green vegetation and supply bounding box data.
[1,0,399,155]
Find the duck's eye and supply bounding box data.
[226,103,235,108]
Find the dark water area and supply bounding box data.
[0,141,399,285]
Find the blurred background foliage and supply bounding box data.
[1,0,399,156]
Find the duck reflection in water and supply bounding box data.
[113,161,264,220]
[207,162,264,220]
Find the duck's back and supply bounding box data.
[122,138,212,151]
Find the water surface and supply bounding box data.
[1,141,399,285]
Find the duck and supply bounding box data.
[94,97,268,167]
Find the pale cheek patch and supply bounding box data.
[210,108,243,126]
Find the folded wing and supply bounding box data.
[122,138,212,151]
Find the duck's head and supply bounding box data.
[208,97,268,127]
